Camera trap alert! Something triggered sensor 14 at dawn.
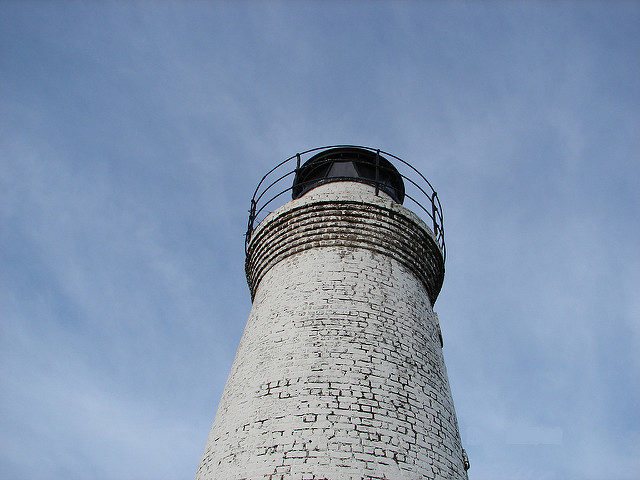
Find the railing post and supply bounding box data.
[431,192,439,237]
[296,153,301,173]
[375,149,380,196]
[247,199,256,242]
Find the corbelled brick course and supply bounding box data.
[246,184,444,305]
[196,182,467,480]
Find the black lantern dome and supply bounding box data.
[291,147,405,203]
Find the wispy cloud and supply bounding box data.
[1,2,638,479]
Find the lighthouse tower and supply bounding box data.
[195,146,468,479]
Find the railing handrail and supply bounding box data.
[245,145,446,261]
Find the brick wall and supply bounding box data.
[196,182,467,480]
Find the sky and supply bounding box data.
[1,2,638,479]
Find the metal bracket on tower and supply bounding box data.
[462,449,470,471]
[375,149,380,196]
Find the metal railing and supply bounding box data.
[245,145,446,261]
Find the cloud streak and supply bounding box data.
[1,2,638,479]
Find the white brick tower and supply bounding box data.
[196,147,468,479]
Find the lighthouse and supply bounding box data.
[195,146,469,479]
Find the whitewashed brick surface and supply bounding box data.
[196,183,467,480]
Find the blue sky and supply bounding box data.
[1,2,638,479]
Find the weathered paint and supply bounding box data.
[196,182,466,480]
